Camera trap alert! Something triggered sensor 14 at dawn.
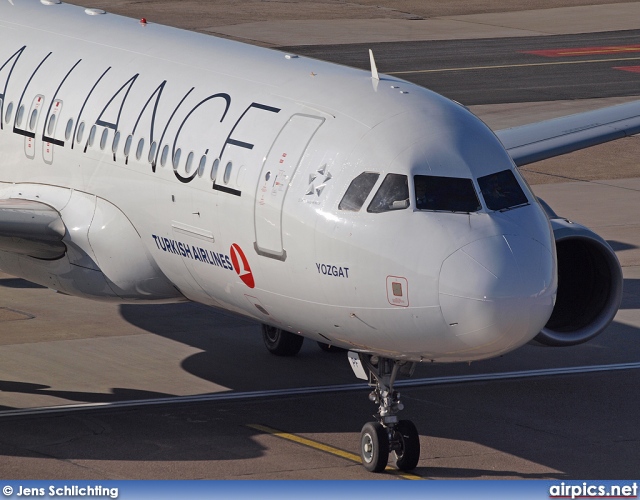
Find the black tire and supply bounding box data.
[393,420,420,471]
[317,341,346,353]
[360,421,389,472]
[262,325,304,356]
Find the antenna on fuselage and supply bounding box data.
[369,49,379,80]
[369,49,380,92]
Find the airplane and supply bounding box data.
[0,0,634,473]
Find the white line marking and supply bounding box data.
[387,56,640,75]
[1,362,639,418]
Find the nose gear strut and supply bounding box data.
[350,352,421,472]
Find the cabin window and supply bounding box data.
[112,131,121,153]
[223,161,233,184]
[99,128,108,150]
[173,148,182,170]
[367,174,410,213]
[29,109,38,131]
[124,134,133,156]
[414,175,481,213]
[136,138,145,160]
[88,125,97,147]
[76,122,85,143]
[185,151,194,174]
[15,105,24,128]
[65,118,73,141]
[198,155,207,177]
[148,141,157,164]
[211,158,220,181]
[47,114,56,136]
[339,172,380,211]
[160,145,169,167]
[478,169,529,211]
[4,102,14,124]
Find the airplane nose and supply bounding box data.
[438,234,555,359]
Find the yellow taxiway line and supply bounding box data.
[247,423,423,480]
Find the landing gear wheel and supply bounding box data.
[349,353,421,473]
[360,421,389,472]
[393,419,420,471]
[262,325,304,356]
[317,341,346,353]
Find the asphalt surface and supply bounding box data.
[283,30,640,105]
[2,3,640,481]
[64,0,637,34]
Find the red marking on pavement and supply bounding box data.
[613,66,640,73]
[230,243,255,289]
[523,45,640,58]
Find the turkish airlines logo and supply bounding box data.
[230,243,255,289]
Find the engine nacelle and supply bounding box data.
[0,184,183,303]
[532,200,623,346]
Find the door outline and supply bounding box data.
[253,113,324,261]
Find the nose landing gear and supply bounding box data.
[350,352,420,472]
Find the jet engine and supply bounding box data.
[0,184,183,303]
[532,199,623,346]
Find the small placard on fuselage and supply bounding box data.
[386,276,409,307]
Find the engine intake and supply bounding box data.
[533,201,623,346]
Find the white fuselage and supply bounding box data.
[0,0,557,362]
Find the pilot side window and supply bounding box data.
[339,172,380,211]
[478,169,529,211]
[367,173,410,213]
[414,175,481,213]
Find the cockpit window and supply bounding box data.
[478,169,529,211]
[414,175,481,213]
[339,172,380,211]
[367,174,410,213]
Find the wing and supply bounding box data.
[0,199,66,260]
[494,100,640,166]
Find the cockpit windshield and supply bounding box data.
[477,169,529,211]
[339,172,380,211]
[414,175,481,213]
[367,174,410,213]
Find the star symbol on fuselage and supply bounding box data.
[306,164,332,197]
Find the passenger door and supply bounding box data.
[254,114,324,260]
